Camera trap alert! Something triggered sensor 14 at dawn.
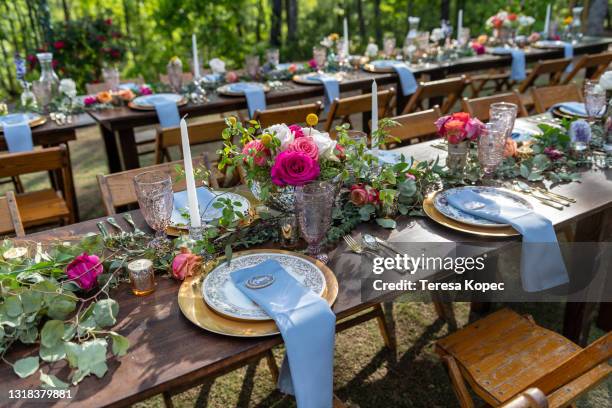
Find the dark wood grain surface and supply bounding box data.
[1,128,611,406]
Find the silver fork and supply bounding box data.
[343,235,379,256]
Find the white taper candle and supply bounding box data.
[343,17,349,55]
[544,4,551,39]
[457,10,463,41]
[180,117,201,228]
[371,80,378,142]
[192,34,201,79]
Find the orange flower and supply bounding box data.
[117,89,135,101]
[503,138,518,158]
[96,91,112,104]
[477,35,488,45]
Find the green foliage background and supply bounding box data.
[0,0,586,97]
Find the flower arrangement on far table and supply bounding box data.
[486,10,535,42]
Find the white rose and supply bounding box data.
[309,128,338,160]
[599,71,612,90]
[365,43,379,58]
[266,124,294,151]
[59,79,77,98]
[430,28,444,42]
[209,58,226,74]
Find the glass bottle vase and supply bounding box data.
[36,52,59,99]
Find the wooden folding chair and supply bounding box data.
[532,84,584,114]
[467,70,512,98]
[0,191,25,237]
[516,58,572,94]
[381,107,442,147]
[0,145,76,228]
[253,101,323,128]
[436,308,611,408]
[462,92,529,122]
[402,76,467,114]
[324,88,395,135]
[155,119,228,164]
[562,51,612,84]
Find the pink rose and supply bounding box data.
[308,59,318,69]
[171,247,201,280]
[405,173,416,181]
[53,41,65,50]
[271,151,320,186]
[287,137,318,160]
[139,86,152,95]
[242,139,270,166]
[350,184,369,206]
[544,146,563,161]
[84,96,97,106]
[289,124,304,138]
[471,42,485,55]
[288,64,298,74]
[334,144,345,160]
[465,118,484,141]
[434,116,452,136]
[225,71,239,83]
[66,253,103,291]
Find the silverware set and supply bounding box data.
[343,234,410,273]
[506,181,575,211]
[97,213,145,238]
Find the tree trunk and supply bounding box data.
[407,0,414,17]
[25,0,42,49]
[256,0,263,42]
[286,0,297,44]
[441,0,450,22]
[270,0,282,47]
[37,0,53,46]
[374,0,382,44]
[61,0,71,22]
[356,0,366,40]
[587,0,608,36]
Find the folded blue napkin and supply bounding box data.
[447,189,569,292]
[231,259,336,408]
[316,76,340,114]
[551,101,588,116]
[370,60,417,95]
[564,43,574,72]
[229,83,267,119]
[2,113,34,152]
[373,149,402,165]
[150,96,181,128]
[492,48,526,81]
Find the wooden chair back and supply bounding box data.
[532,84,584,113]
[462,92,528,122]
[159,72,194,85]
[402,76,467,114]
[253,101,323,128]
[0,191,25,237]
[517,58,572,93]
[0,145,75,224]
[382,107,442,147]
[155,119,228,164]
[563,51,612,84]
[97,155,220,215]
[324,88,395,134]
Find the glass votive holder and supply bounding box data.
[128,259,156,296]
[570,141,589,162]
[279,215,299,248]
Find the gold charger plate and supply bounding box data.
[128,98,188,111]
[362,63,396,73]
[178,249,339,337]
[217,83,270,96]
[423,192,519,237]
[292,73,344,86]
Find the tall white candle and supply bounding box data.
[457,10,463,41]
[371,80,378,140]
[179,118,201,228]
[192,34,201,79]
[544,4,551,39]
[343,17,349,55]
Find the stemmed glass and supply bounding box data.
[584,80,606,123]
[383,37,396,58]
[266,48,280,67]
[489,102,518,138]
[478,123,507,181]
[295,181,336,264]
[245,55,260,79]
[313,46,327,72]
[134,171,174,248]
[102,67,120,91]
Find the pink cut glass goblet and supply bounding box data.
[133,170,173,248]
[295,181,336,263]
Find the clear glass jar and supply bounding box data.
[36,52,59,99]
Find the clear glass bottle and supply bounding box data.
[20,81,37,110]
[36,52,59,98]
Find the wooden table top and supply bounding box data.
[87,37,612,131]
[1,126,611,406]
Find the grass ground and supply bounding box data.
[1,119,609,408]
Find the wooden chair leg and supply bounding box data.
[264,350,279,383]
[162,391,174,408]
[431,292,457,331]
[442,355,475,408]
[373,303,395,351]
[12,176,24,193]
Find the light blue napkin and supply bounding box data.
[551,101,588,116]
[231,259,336,408]
[564,43,574,72]
[149,95,181,128]
[446,189,569,292]
[229,83,267,119]
[492,48,526,81]
[315,76,340,114]
[370,60,417,95]
[373,149,403,165]
[1,113,34,152]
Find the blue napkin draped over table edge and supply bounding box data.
[315,76,340,115]
[229,83,267,119]
[230,259,336,408]
[564,43,574,72]
[2,113,34,152]
[446,189,569,292]
[150,95,181,128]
[370,61,417,96]
[491,48,526,81]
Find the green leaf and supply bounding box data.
[77,316,97,337]
[64,342,80,368]
[398,180,417,197]
[110,333,129,357]
[0,325,4,341]
[93,299,119,328]
[13,356,39,378]
[47,296,76,320]
[40,372,69,390]
[78,339,107,372]
[40,342,67,363]
[358,204,375,221]
[91,362,108,378]
[31,280,59,303]
[519,164,530,179]
[376,218,397,229]
[18,327,38,344]
[41,320,65,348]
[5,296,22,317]
[20,290,43,314]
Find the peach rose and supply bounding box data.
[503,138,518,158]
[171,247,202,280]
[117,89,135,101]
[96,91,112,104]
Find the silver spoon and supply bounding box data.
[123,213,145,235]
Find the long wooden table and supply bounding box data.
[1,134,610,407]
[88,37,612,173]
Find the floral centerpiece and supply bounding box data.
[486,10,535,43]
[219,114,345,212]
[435,112,484,174]
[83,84,153,108]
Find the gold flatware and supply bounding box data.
[532,187,576,203]
[514,181,570,207]
[508,183,564,210]
[343,235,378,256]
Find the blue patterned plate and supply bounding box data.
[131,93,183,107]
[217,82,269,96]
[433,186,532,228]
[202,252,326,321]
[363,59,403,73]
[292,72,343,85]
